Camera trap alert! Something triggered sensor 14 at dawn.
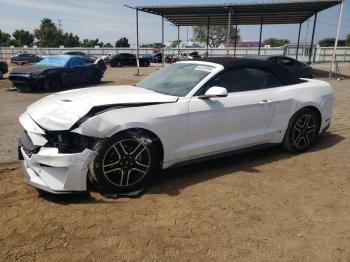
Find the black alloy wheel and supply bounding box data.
[282,108,319,152]
[90,132,159,193]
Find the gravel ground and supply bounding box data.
[0,62,349,261]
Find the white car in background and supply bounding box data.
[18,58,333,194]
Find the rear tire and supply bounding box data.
[110,60,122,67]
[90,131,159,194]
[0,70,3,79]
[282,108,320,152]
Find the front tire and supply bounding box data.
[90,132,159,194]
[43,76,61,91]
[90,71,101,84]
[282,108,320,152]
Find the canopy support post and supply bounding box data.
[308,12,317,64]
[135,8,140,76]
[234,25,238,58]
[226,8,232,57]
[206,16,210,57]
[329,0,344,79]
[162,15,165,67]
[177,26,180,60]
[258,16,263,55]
[296,22,302,60]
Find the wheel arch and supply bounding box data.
[291,105,322,132]
[112,127,164,167]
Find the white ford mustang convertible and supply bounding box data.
[18,58,333,194]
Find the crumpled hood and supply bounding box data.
[10,65,60,75]
[27,85,178,131]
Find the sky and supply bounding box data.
[0,0,349,45]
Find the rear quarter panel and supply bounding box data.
[267,79,333,143]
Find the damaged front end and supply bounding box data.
[18,112,97,193]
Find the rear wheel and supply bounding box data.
[90,132,159,194]
[111,60,122,67]
[43,76,61,91]
[282,108,320,152]
[0,70,3,79]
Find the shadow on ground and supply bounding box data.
[40,131,344,204]
[313,68,350,79]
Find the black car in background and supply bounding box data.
[109,53,150,67]
[10,53,42,65]
[0,59,8,79]
[9,55,106,92]
[153,53,162,63]
[253,55,313,78]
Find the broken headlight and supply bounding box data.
[45,131,96,153]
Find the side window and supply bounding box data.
[279,57,294,66]
[268,57,278,63]
[68,57,86,67]
[199,67,283,94]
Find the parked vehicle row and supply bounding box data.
[18,57,333,195]
[10,53,42,65]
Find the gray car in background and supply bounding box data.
[251,55,313,79]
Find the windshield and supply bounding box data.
[36,55,70,67]
[137,63,214,96]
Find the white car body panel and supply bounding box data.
[18,61,333,193]
[27,85,178,131]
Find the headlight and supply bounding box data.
[45,131,96,153]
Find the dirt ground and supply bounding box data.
[0,63,349,261]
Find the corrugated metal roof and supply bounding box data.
[136,0,342,26]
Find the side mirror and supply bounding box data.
[199,86,228,99]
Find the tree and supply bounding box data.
[34,18,63,47]
[115,37,130,48]
[80,38,100,47]
[62,32,80,47]
[346,34,350,46]
[170,40,182,48]
[192,26,240,48]
[104,43,113,47]
[261,38,289,47]
[12,30,34,47]
[318,37,346,47]
[0,30,12,46]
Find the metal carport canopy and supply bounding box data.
[136,0,341,26]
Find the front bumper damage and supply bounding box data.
[20,147,96,193]
[19,112,97,193]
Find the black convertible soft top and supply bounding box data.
[195,57,303,85]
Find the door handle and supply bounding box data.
[259,99,272,104]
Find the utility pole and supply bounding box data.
[58,18,62,32]
[186,27,189,46]
[329,0,344,79]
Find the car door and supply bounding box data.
[127,54,137,65]
[188,67,283,157]
[66,57,87,85]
